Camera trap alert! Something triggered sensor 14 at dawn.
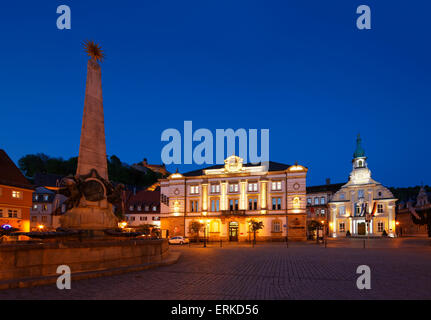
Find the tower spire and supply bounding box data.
[353,133,365,159]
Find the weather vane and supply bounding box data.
[83,40,105,63]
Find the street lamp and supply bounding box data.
[37,224,45,232]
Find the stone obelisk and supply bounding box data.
[60,42,118,230]
[76,59,108,180]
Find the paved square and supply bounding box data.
[1,238,431,300]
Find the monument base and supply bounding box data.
[60,205,119,230]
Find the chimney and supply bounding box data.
[326,178,331,185]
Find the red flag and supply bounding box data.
[371,202,377,216]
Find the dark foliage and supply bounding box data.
[18,153,161,188]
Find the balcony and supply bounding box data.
[221,210,246,216]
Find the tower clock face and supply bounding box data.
[174,188,180,195]
[293,183,300,190]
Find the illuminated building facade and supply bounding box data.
[0,149,33,232]
[160,155,308,241]
[125,188,161,228]
[329,135,397,237]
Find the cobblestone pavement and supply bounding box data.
[1,238,431,300]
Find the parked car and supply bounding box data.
[168,236,189,245]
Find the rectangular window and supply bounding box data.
[358,190,364,199]
[229,184,239,193]
[271,181,282,191]
[377,204,384,213]
[307,198,312,205]
[272,221,281,233]
[0,209,3,217]
[248,182,258,192]
[190,186,199,194]
[211,184,220,193]
[320,197,325,205]
[340,193,345,200]
[12,190,22,199]
[314,197,319,205]
[339,206,345,216]
[190,200,199,212]
[272,197,282,210]
[339,223,345,232]
[320,209,325,216]
[31,216,37,222]
[378,221,384,232]
[248,198,258,210]
[8,210,12,218]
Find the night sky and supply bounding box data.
[0,0,429,187]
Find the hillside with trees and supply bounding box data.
[18,153,162,188]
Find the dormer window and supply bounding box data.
[137,205,142,211]
[129,205,134,211]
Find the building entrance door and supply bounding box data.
[229,222,239,241]
[357,222,366,235]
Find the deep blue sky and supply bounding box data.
[0,0,429,187]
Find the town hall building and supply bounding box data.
[160,155,308,241]
[328,135,397,237]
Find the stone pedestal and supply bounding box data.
[60,200,118,230]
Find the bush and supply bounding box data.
[346,230,351,237]
[382,230,388,237]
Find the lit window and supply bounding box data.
[272,221,281,232]
[271,181,282,191]
[377,204,384,213]
[320,197,325,205]
[43,195,49,201]
[229,184,239,193]
[12,191,22,199]
[358,190,364,199]
[190,186,199,194]
[314,197,319,205]
[129,205,134,211]
[320,209,325,215]
[307,198,312,205]
[378,221,384,232]
[339,223,345,232]
[137,206,142,211]
[339,206,345,216]
[340,193,345,200]
[153,206,157,211]
[211,184,220,193]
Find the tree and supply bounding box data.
[190,221,203,242]
[248,219,264,244]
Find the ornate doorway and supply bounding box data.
[357,222,366,235]
[229,222,239,241]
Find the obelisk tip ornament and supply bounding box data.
[83,40,105,63]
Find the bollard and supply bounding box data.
[363,239,365,249]
[286,236,289,248]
